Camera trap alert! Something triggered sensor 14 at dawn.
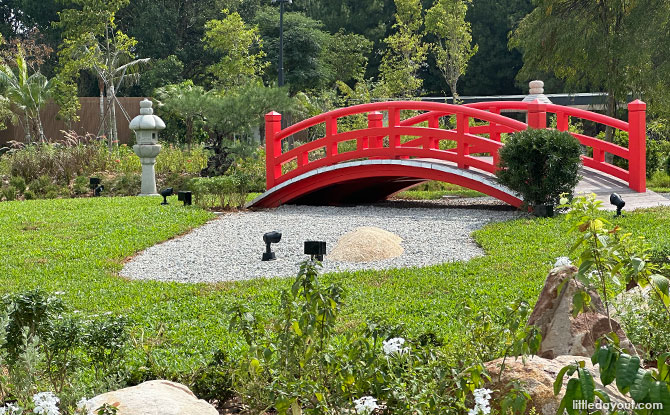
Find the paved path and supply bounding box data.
[576,166,670,210]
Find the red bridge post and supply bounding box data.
[265,111,282,189]
[368,112,383,158]
[628,100,647,192]
[527,100,547,129]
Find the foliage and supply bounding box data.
[379,0,429,97]
[154,81,209,149]
[553,194,670,413]
[1,141,208,200]
[595,129,670,179]
[496,129,582,206]
[187,174,251,209]
[425,0,478,98]
[56,0,149,144]
[510,0,670,118]
[559,194,670,323]
[228,260,495,415]
[204,9,267,89]
[200,84,292,177]
[0,49,55,143]
[3,194,670,392]
[321,30,373,86]
[0,289,130,410]
[255,8,330,92]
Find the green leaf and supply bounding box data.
[615,354,641,394]
[578,367,596,402]
[292,321,302,336]
[658,352,670,383]
[555,364,578,395]
[647,381,670,415]
[630,369,653,401]
[593,389,610,404]
[563,377,583,415]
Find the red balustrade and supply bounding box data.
[265,100,647,193]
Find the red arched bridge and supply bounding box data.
[248,100,649,208]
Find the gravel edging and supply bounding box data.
[121,200,523,283]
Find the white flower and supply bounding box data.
[0,403,21,415]
[554,257,572,267]
[354,396,379,415]
[33,392,60,415]
[468,388,492,415]
[382,337,408,355]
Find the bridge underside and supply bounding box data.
[248,159,522,208]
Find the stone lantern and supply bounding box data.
[130,99,165,196]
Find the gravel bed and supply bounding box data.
[121,198,523,283]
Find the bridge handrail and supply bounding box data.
[395,100,647,192]
[265,100,647,193]
[272,101,527,143]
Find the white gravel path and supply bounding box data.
[120,202,522,283]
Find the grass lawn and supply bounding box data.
[394,189,484,200]
[3,197,670,379]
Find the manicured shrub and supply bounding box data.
[496,128,582,207]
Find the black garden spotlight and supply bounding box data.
[93,184,104,197]
[177,191,192,206]
[262,231,282,261]
[304,240,326,261]
[89,177,101,190]
[160,188,174,205]
[610,192,625,216]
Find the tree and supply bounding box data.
[510,0,670,119]
[425,0,477,98]
[0,49,54,143]
[56,0,149,145]
[321,30,373,86]
[204,9,267,88]
[200,84,293,177]
[379,0,429,97]
[255,8,331,93]
[155,81,209,150]
[457,0,532,96]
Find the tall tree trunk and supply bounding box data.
[98,78,106,138]
[107,83,117,147]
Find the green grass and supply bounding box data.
[3,197,670,379]
[394,189,484,200]
[648,171,670,193]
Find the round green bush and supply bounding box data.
[496,128,582,206]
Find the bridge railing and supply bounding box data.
[265,100,646,192]
[400,100,647,192]
[265,101,528,189]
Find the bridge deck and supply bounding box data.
[249,156,670,211]
[575,165,670,210]
[424,158,670,210]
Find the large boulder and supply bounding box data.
[485,355,632,415]
[528,265,635,358]
[82,380,218,415]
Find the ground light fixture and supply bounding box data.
[178,191,192,206]
[93,185,104,197]
[610,192,625,216]
[304,240,326,261]
[89,177,101,190]
[160,188,174,205]
[262,231,282,261]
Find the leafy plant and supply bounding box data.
[496,129,582,207]
[553,194,670,413]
